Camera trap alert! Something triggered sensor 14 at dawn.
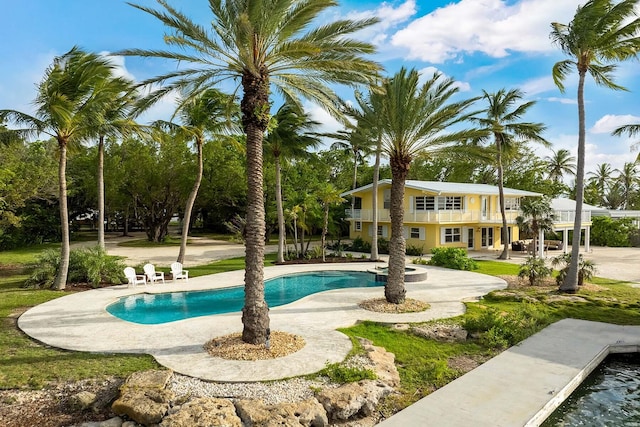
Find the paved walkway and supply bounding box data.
[18,263,507,382]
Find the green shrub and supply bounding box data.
[518,257,552,286]
[25,246,127,288]
[349,236,371,253]
[320,362,376,383]
[427,247,478,270]
[551,253,597,286]
[406,244,424,256]
[463,305,552,349]
[412,257,428,265]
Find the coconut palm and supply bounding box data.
[154,89,238,264]
[265,102,320,263]
[348,85,386,261]
[545,148,576,183]
[551,0,640,292]
[615,161,639,209]
[121,0,381,343]
[377,67,478,304]
[516,196,555,260]
[316,183,345,262]
[473,88,549,260]
[588,162,614,197]
[93,78,139,250]
[0,47,121,289]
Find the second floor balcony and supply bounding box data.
[345,208,592,225]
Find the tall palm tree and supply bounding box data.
[551,0,640,292]
[587,162,614,198]
[265,102,319,263]
[473,89,549,260]
[516,197,555,259]
[122,0,380,344]
[378,67,478,304]
[154,89,238,264]
[545,148,576,183]
[615,161,639,209]
[316,183,345,262]
[348,85,386,261]
[0,47,120,290]
[94,78,138,250]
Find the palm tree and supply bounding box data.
[377,67,478,304]
[516,197,555,259]
[154,89,237,264]
[615,162,639,209]
[94,78,138,250]
[545,148,576,183]
[265,102,319,263]
[348,85,386,261]
[551,0,640,293]
[316,183,345,262]
[473,89,549,260]
[0,47,120,290]
[588,162,614,198]
[122,0,380,343]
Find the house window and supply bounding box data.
[415,196,463,211]
[410,227,420,239]
[481,228,494,247]
[355,221,362,231]
[504,198,519,210]
[383,189,391,209]
[443,227,461,243]
[377,225,384,236]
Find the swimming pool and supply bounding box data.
[106,270,380,324]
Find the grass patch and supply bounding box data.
[0,243,60,267]
[474,260,520,276]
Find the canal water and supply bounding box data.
[542,353,640,426]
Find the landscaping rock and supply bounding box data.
[160,397,241,427]
[411,323,468,343]
[360,340,400,388]
[75,417,123,427]
[69,391,97,411]
[112,370,175,426]
[235,398,328,427]
[316,380,393,421]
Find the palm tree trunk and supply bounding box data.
[97,135,105,250]
[561,69,586,293]
[53,140,69,290]
[370,135,381,261]
[322,205,329,262]
[497,140,509,260]
[292,216,299,258]
[351,153,358,234]
[275,156,285,263]
[240,70,270,344]
[386,155,408,304]
[178,137,204,264]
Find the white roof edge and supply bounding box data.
[341,179,541,197]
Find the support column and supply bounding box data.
[563,229,569,254]
[585,226,590,253]
[538,229,545,259]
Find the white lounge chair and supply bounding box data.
[124,267,146,287]
[143,263,165,284]
[171,262,189,282]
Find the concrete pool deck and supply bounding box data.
[18,263,507,382]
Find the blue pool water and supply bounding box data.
[107,271,380,324]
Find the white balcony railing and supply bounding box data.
[345,208,592,224]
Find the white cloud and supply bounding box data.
[520,76,557,96]
[545,97,577,105]
[391,0,581,63]
[100,53,137,82]
[417,66,471,92]
[345,1,417,51]
[303,101,345,149]
[591,114,640,134]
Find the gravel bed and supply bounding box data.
[169,374,334,405]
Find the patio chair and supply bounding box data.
[143,263,165,284]
[170,262,189,282]
[124,267,146,287]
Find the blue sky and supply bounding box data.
[1,0,639,176]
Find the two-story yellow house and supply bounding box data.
[342,179,542,252]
